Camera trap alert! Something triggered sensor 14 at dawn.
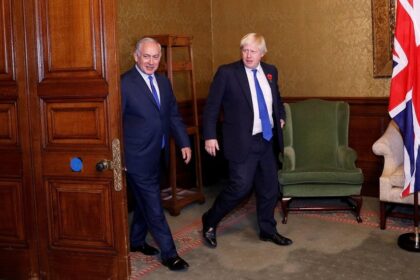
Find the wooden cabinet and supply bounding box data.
[149,35,205,215]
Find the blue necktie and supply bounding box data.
[148,75,165,148]
[148,75,160,108]
[252,69,272,141]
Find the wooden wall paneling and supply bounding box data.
[347,98,390,197]
[180,97,389,196]
[0,0,39,279]
[176,98,228,186]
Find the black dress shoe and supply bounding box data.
[162,255,189,271]
[130,243,160,255]
[202,213,217,248]
[260,232,293,246]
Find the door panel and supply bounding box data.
[0,181,25,244]
[0,103,21,176]
[0,0,13,81]
[47,179,114,251]
[0,0,39,279]
[0,103,18,145]
[25,0,129,278]
[43,100,108,146]
[48,254,117,280]
[37,0,104,80]
[0,0,128,278]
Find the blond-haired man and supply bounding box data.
[202,33,292,248]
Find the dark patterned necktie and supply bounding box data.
[148,75,165,147]
[148,75,160,108]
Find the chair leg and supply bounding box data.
[351,195,363,223]
[281,198,290,224]
[380,201,386,230]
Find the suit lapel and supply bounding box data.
[234,61,253,109]
[155,74,166,113]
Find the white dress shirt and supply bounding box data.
[135,65,161,104]
[244,64,274,135]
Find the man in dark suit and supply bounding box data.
[121,37,190,271]
[202,33,292,248]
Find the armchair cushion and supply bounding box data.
[389,165,404,187]
[280,168,363,185]
[372,121,404,176]
[372,120,420,229]
[372,121,415,203]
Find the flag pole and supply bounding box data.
[398,190,420,252]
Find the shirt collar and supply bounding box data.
[135,64,156,81]
[244,63,262,73]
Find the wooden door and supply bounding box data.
[0,0,129,279]
[0,0,39,278]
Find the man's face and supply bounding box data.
[241,42,264,69]
[134,41,161,75]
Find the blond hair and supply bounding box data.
[240,33,267,54]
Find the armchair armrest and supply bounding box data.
[337,146,358,169]
[372,121,403,176]
[280,146,295,171]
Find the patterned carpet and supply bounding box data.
[129,200,414,279]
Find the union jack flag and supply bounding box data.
[389,0,420,197]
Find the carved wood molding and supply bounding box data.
[371,0,396,78]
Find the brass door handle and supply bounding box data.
[96,160,112,171]
[95,139,125,191]
[111,138,124,191]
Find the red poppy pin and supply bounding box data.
[266,73,273,83]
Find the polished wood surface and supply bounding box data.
[280,196,363,224]
[149,35,205,216]
[0,0,38,279]
[0,0,129,279]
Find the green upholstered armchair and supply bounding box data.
[278,99,364,224]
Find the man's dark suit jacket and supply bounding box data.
[202,60,286,163]
[121,66,190,174]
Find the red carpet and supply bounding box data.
[129,200,413,279]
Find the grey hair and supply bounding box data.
[134,37,162,54]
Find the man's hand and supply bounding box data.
[181,147,192,164]
[280,119,285,129]
[205,139,219,157]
